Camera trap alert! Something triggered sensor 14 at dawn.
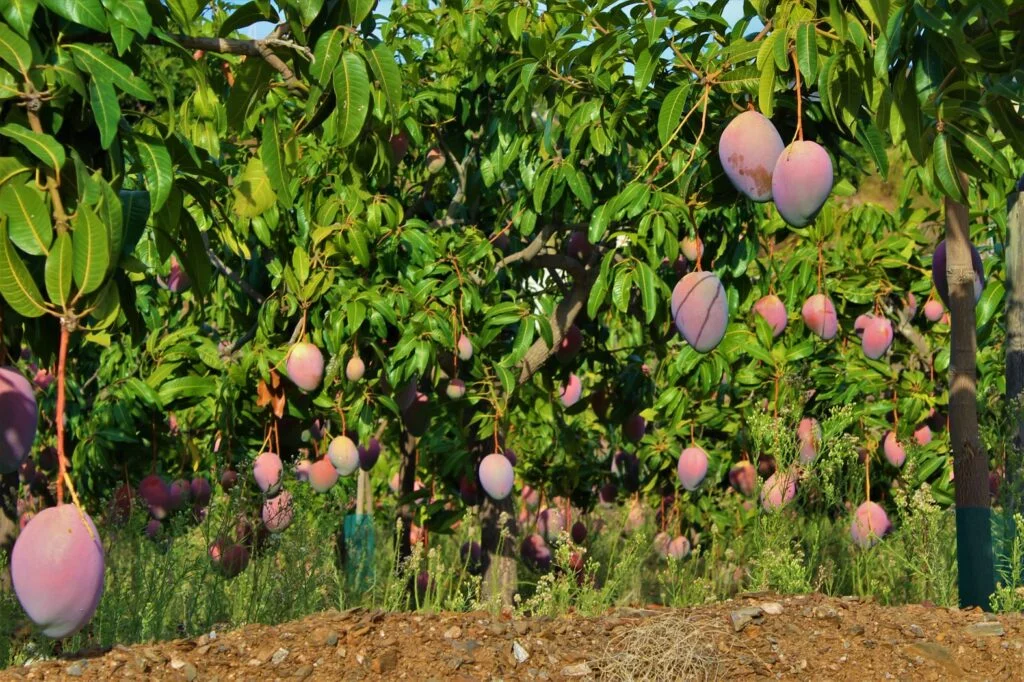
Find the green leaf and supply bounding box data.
[102,0,151,37]
[333,53,370,148]
[0,123,66,169]
[129,134,173,212]
[758,60,775,118]
[795,23,817,83]
[962,131,1012,178]
[0,182,51,255]
[345,0,374,25]
[532,164,551,213]
[71,203,109,296]
[611,267,633,313]
[158,375,216,405]
[0,158,30,187]
[44,231,72,308]
[0,23,32,74]
[588,203,610,244]
[232,157,277,217]
[932,133,966,202]
[260,109,292,208]
[218,1,278,37]
[364,44,402,121]
[119,189,150,256]
[41,0,107,31]
[657,84,689,148]
[66,44,155,101]
[856,120,888,176]
[635,262,657,323]
[633,49,657,96]
[88,78,119,150]
[1,0,38,37]
[0,220,47,317]
[177,211,212,296]
[310,28,344,86]
[563,164,592,209]
[507,6,527,36]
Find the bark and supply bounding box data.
[480,493,518,605]
[396,428,417,573]
[1006,185,1024,513]
[945,193,995,608]
[0,471,17,591]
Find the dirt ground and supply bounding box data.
[3,593,1023,681]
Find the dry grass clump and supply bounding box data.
[590,613,726,681]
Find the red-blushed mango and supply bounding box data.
[144,518,162,540]
[560,374,582,407]
[729,461,757,496]
[677,446,709,491]
[521,485,541,508]
[653,531,672,557]
[253,451,283,494]
[219,544,251,578]
[457,335,474,361]
[760,471,797,511]
[478,452,514,500]
[139,474,172,520]
[556,325,583,363]
[622,414,646,444]
[520,534,552,572]
[328,436,359,475]
[853,313,873,336]
[718,110,785,202]
[262,490,294,532]
[753,295,787,337]
[771,141,834,227]
[598,482,617,505]
[801,294,838,340]
[169,478,190,511]
[571,520,587,544]
[426,147,446,173]
[286,342,324,392]
[905,292,918,318]
[220,468,238,492]
[667,535,691,560]
[566,231,592,262]
[389,132,410,163]
[883,431,906,468]
[850,501,891,548]
[914,424,933,446]
[190,478,212,507]
[932,239,985,307]
[309,457,339,492]
[503,448,517,466]
[797,417,821,465]
[680,236,704,262]
[671,272,729,352]
[167,256,190,293]
[0,367,38,474]
[446,378,466,400]
[923,299,944,321]
[12,505,104,638]
[862,317,894,360]
[345,356,365,382]
[359,438,381,471]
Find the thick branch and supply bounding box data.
[495,227,552,272]
[516,278,592,385]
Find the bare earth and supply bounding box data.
[3,593,1023,681]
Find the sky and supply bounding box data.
[244,0,749,39]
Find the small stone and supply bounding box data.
[372,650,397,674]
[323,631,340,647]
[730,607,765,632]
[965,621,1004,637]
[561,662,592,677]
[182,663,198,681]
[293,664,314,679]
[513,640,530,664]
[271,648,290,665]
[760,602,784,616]
[847,624,865,636]
[489,623,507,637]
[66,662,86,677]
[812,605,840,620]
[908,625,925,638]
[444,626,463,640]
[513,621,530,635]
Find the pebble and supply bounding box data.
[561,662,592,677]
[444,625,463,639]
[182,663,198,681]
[513,640,530,664]
[908,624,925,638]
[293,664,314,679]
[760,602,784,616]
[372,650,397,674]
[730,606,765,632]
[324,632,340,647]
[271,648,290,665]
[65,662,86,677]
[514,621,531,635]
[489,623,507,637]
[965,621,1005,637]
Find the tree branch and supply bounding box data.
[200,231,267,304]
[516,277,593,385]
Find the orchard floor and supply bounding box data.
[3,593,1024,681]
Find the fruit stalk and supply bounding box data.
[55,323,69,505]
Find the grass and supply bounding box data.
[2,471,1022,670]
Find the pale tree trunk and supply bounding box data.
[945,193,995,609]
[480,493,518,605]
[1005,182,1024,512]
[396,428,417,574]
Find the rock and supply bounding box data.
[66,661,86,677]
[966,621,1004,637]
[847,624,865,636]
[444,625,463,639]
[730,606,765,632]
[908,625,925,638]
[183,663,198,681]
[561,662,593,676]
[513,640,530,664]
[760,601,784,615]
[489,623,507,636]
[372,650,397,674]
[293,664,314,679]
[907,642,961,677]
[513,620,530,635]
[812,605,840,621]
[324,631,340,647]
[271,648,290,665]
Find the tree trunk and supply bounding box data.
[480,492,518,606]
[945,193,995,609]
[396,428,417,573]
[1002,181,1024,579]
[0,471,17,591]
